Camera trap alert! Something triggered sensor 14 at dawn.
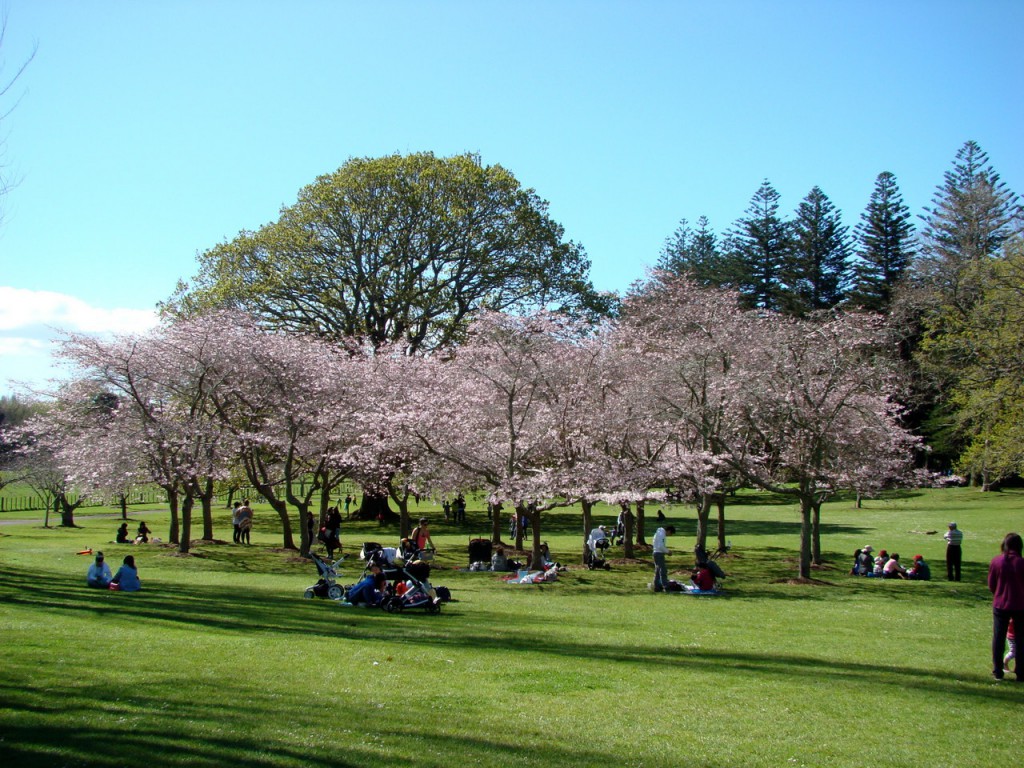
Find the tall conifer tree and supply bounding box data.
[724,180,791,311]
[656,215,722,285]
[848,172,915,313]
[786,186,851,315]
[916,140,1022,315]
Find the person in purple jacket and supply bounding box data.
[988,532,1024,681]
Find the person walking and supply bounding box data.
[651,525,675,593]
[988,532,1024,681]
[945,521,964,581]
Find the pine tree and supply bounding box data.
[916,140,1023,315]
[848,172,915,313]
[656,215,722,285]
[785,186,851,315]
[724,180,792,311]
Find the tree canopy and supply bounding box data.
[170,152,612,352]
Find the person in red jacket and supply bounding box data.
[988,532,1024,681]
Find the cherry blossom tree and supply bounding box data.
[617,275,751,554]
[197,316,367,553]
[723,310,918,577]
[404,312,601,566]
[51,318,236,552]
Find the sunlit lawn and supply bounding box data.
[1,486,1021,767]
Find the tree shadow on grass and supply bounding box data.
[0,566,1010,713]
[0,670,616,768]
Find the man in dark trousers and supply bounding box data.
[945,521,963,581]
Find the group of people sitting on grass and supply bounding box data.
[488,543,558,572]
[115,521,154,545]
[851,545,931,580]
[86,552,142,591]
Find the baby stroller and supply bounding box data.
[380,558,442,614]
[359,541,405,581]
[304,552,346,600]
[468,537,492,567]
[694,543,727,581]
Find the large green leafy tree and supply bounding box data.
[848,171,915,313]
[784,186,851,315]
[723,180,792,311]
[907,141,1023,474]
[171,152,610,351]
[923,243,1024,487]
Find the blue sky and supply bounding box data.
[1,0,1021,396]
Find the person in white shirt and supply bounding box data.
[86,552,112,588]
[651,525,676,592]
[945,522,963,581]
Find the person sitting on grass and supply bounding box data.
[691,563,716,591]
[871,549,889,577]
[491,546,510,572]
[882,553,907,579]
[135,521,151,544]
[851,545,873,576]
[907,555,931,581]
[115,523,131,544]
[110,555,141,592]
[346,565,385,606]
[86,552,112,588]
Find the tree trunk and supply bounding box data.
[490,502,502,545]
[798,497,812,579]
[695,494,712,553]
[356,491,400,529]
[635,502,647,546]
[386,483,413,539]
[715,495,727,553]
[581,499,594,564]
[529,508,543,571]
[120,494,128,520]
[201,477,215,540]
[514,503,525,551]
[179,494,194,554]
[811,499,822,565]
[623,510,635,559]
[58,493,80,527]
[166,487,180,545]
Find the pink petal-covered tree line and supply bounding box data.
[18,277,920,577]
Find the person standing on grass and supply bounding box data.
[988,532,1024,681]
[237,499,253,545]
[231,501,243,543]
[945,522,963,581]
[651,525,675,592]
[410,518,434,554]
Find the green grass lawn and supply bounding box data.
[1,487,1022,767]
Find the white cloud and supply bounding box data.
[0,286,158,334]
[0,287,160,396]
